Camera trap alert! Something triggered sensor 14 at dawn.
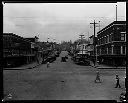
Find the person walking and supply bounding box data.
[47,62,50,68]
[115,74,121,88]
[95,71,101,83]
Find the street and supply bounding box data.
[3,51,125,101]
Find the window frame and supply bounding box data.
[120,32,126,41]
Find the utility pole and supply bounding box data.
[116,5,117,21]
[90,20,98,66]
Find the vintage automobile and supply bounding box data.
[47,54,56,63]
[73,53,90,65]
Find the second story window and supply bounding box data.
[104,37,105,44]
[109,35,112,42]
[106,37,108,43]
[121,33,125,41]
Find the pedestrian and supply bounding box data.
[92,59,95,66]
[115,74,121,88]
[95,71,101,83]
[47,62,50,68]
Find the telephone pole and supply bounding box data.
[90,20,98,66]
[116,4,117,21]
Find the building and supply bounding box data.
[25,36,44,64]
[25,36,39,42]
[36,41,54,63]
[3,33,42,67]
[77,43,88,55]
[86,35,97,61]
[87,35,94,56]
[97,21,126,66]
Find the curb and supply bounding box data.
[97,67,126,69]
[91,65,126,69]
[3,63,41,70]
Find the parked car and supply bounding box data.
[119,91,126,102]
[73,55,90,66]
[47,54,56,63]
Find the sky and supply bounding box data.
[3,2,126,43]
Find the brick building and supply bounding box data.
[3,33,42,67]
[96,21,126,66]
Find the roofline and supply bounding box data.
[97,21,126,34]
[3,33,31,43]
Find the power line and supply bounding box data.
[3,16,126,19]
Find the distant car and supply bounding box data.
[119,91,126,102]
[74,56,90,66]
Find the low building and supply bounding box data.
[97,21,126,66]
[3,33,42,67]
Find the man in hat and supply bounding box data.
[95,71,101,83]
[115,74,121,88]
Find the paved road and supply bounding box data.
[3,51,125,101]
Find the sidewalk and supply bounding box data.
[4,62,41,70]
[91,63,126,70]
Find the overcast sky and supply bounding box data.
[3,2,126,43]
